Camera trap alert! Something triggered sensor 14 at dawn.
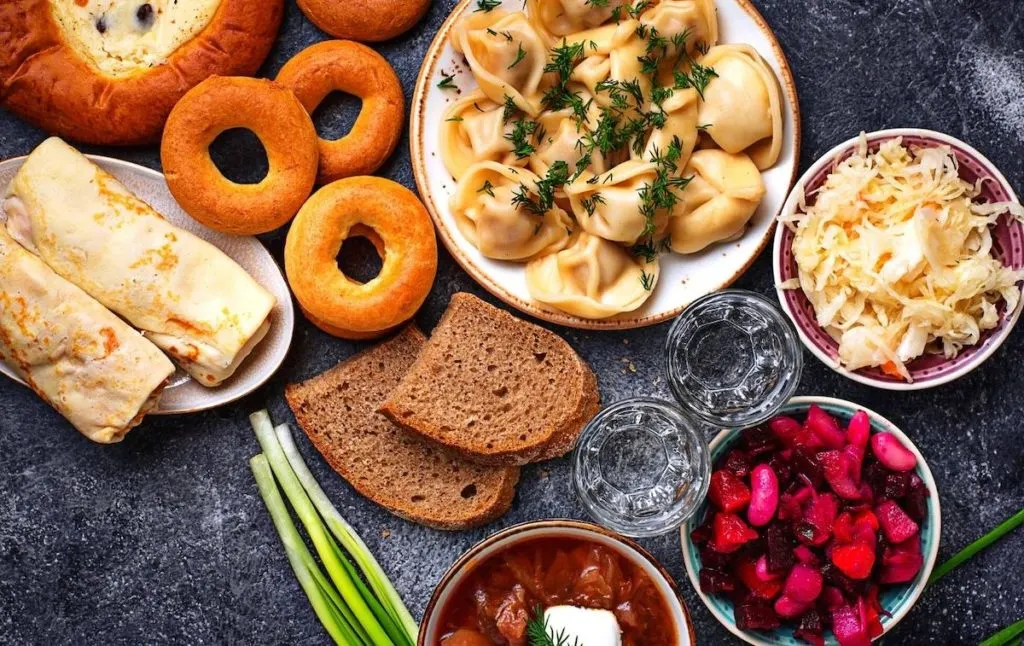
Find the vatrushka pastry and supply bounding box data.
[0,0,283,145]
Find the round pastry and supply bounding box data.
[285,177,438,340]
[275,40,405,185]
[0,0,284,146]
[296,0,430,42]
[160,76,319,235]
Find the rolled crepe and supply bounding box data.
[3,137,276,387]
[0,228,174,443]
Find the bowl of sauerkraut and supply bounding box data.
[773,129,1024,390]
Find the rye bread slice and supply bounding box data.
[285,326,519,530]
[379,293,600,466]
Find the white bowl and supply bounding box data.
[411,0,802,330]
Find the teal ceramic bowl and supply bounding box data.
[680,396,941,645]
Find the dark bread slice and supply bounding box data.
[285,326,519,530]
[379,293,601,466]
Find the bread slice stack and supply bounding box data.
[285,293,599,529]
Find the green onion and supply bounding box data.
[274,422,419,642]
[980,618,1024,646]
[928,507,1024,585]
[250,411,413,646]
[249,455,365,645]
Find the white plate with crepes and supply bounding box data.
[0,154,294,414]
[411,0,801,330]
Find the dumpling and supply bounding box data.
[571,36,650,118]
[566,160,663,244]
[452,161,572,261]
[564,19,637,56]
[638,0,718,53]
[526,231,659,318]
[527,0,627,37]
[440,90,525,179]
[667,149,765,254]
[696,44,784,169]
[637,88,699,165]
[453,11,549,116]
[529,85,607,179]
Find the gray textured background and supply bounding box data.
[2,1,1023,644]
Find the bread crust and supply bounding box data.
[379,293,601,466]
[0,0,283,146]
[286,326,519,530]
[276,40,404,185]
[284,177,438,339]
[160,76,319,235]
[296,0,430,42]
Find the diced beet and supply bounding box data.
[735,557,783,600]
[797,492,838,546]
[875,500,919,544]
[832,604,870,646]
[711,513,759,554]
[819,450,862,500]
[793,544,818,565]
[769,454,793,488]
[769,416,802,447]
[722,449,753,478]
[784,563,824,603]
[879,538,923,584]
[790,447,824,487]
[709,470,752,513]
[822,585,847,610]
[830,542,876,580]
[743,425,780,458]
[735,600,781,632]
[902,481,929,522]
[699,567,737,594]
[794,609,825,646]
[859,593,885,640]
[805,405,847,449]
[699,544,732,569]
[779,486,813,522]
[833,511,855,544]
[774,595,810,619]
[765,524,795,573]
[822,563,859,598]
[690,515,713,545]
[882,471,910,500]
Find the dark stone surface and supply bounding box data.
[2,1,1023,644]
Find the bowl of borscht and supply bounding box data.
[419,519,696,645]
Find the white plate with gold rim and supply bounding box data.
[411,0,801,330]
[0,154,294,414]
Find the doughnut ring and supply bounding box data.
[284,177,437,340]
[276,41,405,185]
[160,76,319,235]
[295,0,431,42]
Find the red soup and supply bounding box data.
[434,537,678,646]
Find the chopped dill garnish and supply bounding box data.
[585,0,610,6]
[640,269,655,291]
[631,238,658,262]
[477,179,496,197]
[502,95,519,122]
[445,115,464,122]
[505,117,539,158]
[507,43,528,69]
[626,0,650,19]
[542,40,586,114]
[437,72,457,90]
[511,161,569,215]
[525,606,582,646]
[697,122,712,131]
[474,0,501,12]
[580,192,606,217]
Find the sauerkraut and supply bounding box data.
[781,135,1024,381]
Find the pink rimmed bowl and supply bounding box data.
[773,128,1024,390]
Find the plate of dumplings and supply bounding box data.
[411,0,800,329]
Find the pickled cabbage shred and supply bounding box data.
[781,136,1024,380]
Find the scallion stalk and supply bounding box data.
[980,618,1024,646]
[249,455,365,646]
[928,507,1024,585]
[250,411,393,646]
[274,422,419,643]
